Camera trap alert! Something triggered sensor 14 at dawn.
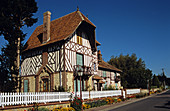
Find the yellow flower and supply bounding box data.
[117,99,122,102]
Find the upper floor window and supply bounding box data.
[103,71,106,77]
[94,63,96,71]
[77,31,82,45]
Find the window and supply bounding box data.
[24,79,29,92]
[103,71,106,77]
[76,53,83,66]
[43,79,49,92]
[77,31,82,45]
[94,63,96,71]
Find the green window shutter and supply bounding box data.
[74,80,76,92]
[103,71,106,77]
[78,80,80,92]
[84,81,86,90]
[76,54,83,66]
[76,53,83,71]
[24,80,28,92]
[115,83,118,89]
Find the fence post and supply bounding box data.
[44,92,46,104]
[124,88,127,98]
[121,89,125,99]
[59,92,61,103]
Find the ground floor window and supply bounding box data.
[43,79,49,92]
[74,78,87,92]
[24,79,29,92]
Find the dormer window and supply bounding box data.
[77,30,82,45]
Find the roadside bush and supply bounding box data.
[85,99,107,109]
[71,97,82,111]
[126,95,136,100]
[157,89,161,93]
[28,107,49,111]
[52,107,75,111]
[38,108,49,111]
[136,93,147,98]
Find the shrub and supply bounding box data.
[105,97,114,104]
[127,95,136,100]
[136,92,147,98]
[38,108,49,111]
[85,99,107,108]
[71,97,83,111]
[28,107,49,111]
[53,107,75,111]
[157,89,161,93]
[68,107,75,111]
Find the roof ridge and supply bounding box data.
[77,11,84,20]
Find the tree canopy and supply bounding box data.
[152,74,160,88]
[0,0,38,92]
[108,53,152,88]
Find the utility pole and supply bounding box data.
[162,68,166,89]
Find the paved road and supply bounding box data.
[108,90,170,111]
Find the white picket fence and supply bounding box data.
[126,89,141,95]
[0,89,140,108]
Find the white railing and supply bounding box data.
[90,90,122,99]
[126,89,141,95]
[0,92,71,108]
[74,90,122,100]
[0,89,140,108]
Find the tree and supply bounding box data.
[157,68,167,88]
[152,74,160,88]
[108,53,152,88]
[0,0,38,92]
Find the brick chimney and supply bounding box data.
[98,50,102,63]
[43,11,51,43]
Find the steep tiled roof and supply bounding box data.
[24,10,96,51]
[98,60,122,72]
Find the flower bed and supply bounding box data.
[82,97,124,110]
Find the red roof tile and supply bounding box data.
[99,60,122,72]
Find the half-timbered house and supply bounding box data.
[21,9,122,92]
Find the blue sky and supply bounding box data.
[0,0,170,77]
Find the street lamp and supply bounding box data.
[78,67,83,111]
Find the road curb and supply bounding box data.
[85,89,169,111]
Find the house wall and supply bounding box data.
[21,30,97,92]
[21,50,42,76]
[65,32,98,73]
[21,76,36,92]
[53,72,60,90]
[66,72,74,92]
[47,46,61,72]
